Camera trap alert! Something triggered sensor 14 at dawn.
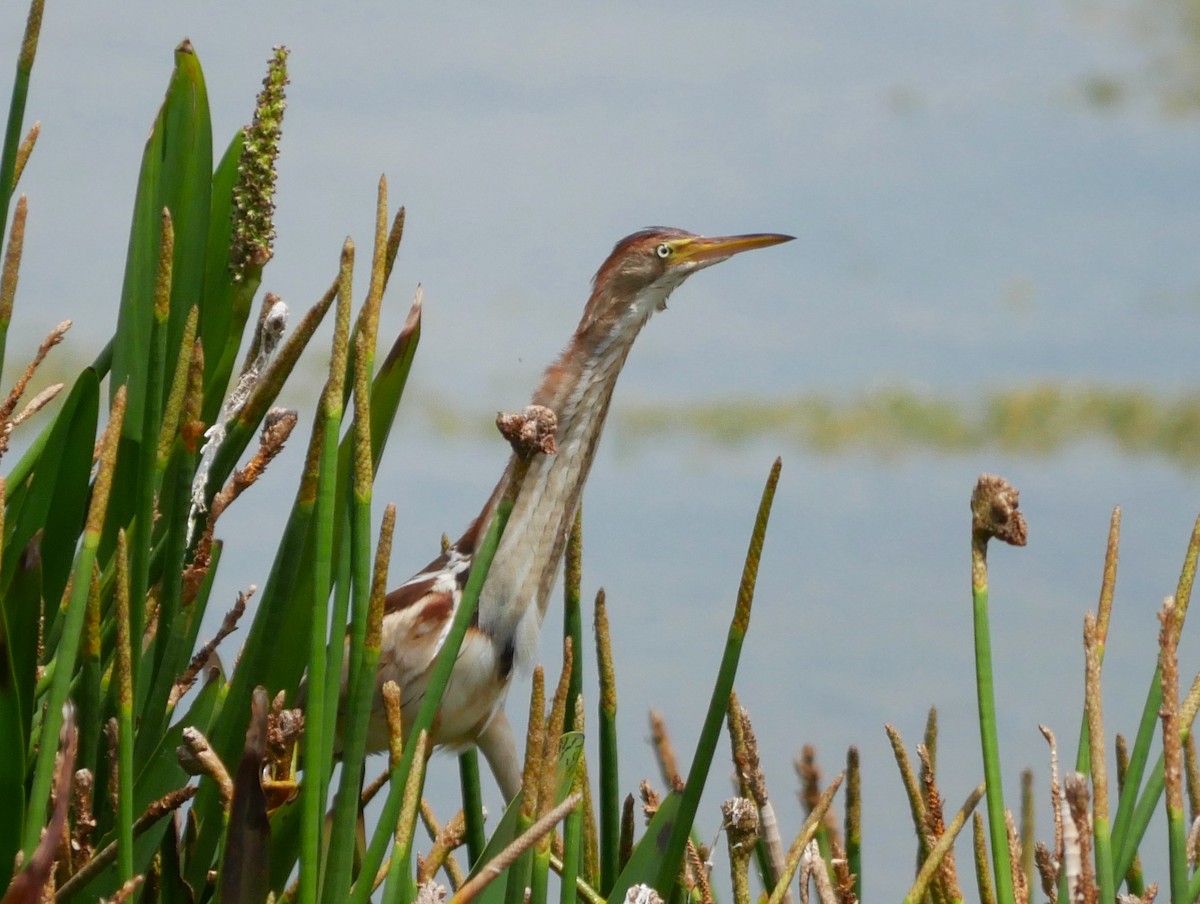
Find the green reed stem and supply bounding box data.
[459,750,487,867]
[348,492,516,904]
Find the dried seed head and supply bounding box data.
[496,405,558,458]
[971,473,1028,546]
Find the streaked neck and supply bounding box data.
[473,281,664,666]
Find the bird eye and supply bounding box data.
[655,243,672,259]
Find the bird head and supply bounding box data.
[579,227,794,339]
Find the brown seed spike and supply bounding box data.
[971,473,1028,547]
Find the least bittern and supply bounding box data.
[359,228,792,800]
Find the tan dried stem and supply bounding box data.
[0,318,69,423]
[800,840,838,904]
[1063,773,1096,904]
[795,745,840,847]
[1040,724,1065,871]
[1034,841,1057,904]
[829,841,856,904]
[639,780,661,823]
[0,319,71,456]
[729,695,787,900]
[650,710,682,790]
[768,772,844,904]
[885,724,931,859]
[906,782,985,904]
[10,381,62,429]
[179,728,232,810]
[170,587,255,705]
[56,787,197,901]
[71,769,96,869]
[182,409,297,600]
[723,797,760,904]
[101,875,144,904]
[362,768,390,808]
[449,794,582,904]
[918,742,961,901]
[1005,809,1028,904]
[418,802,466,889]
[683,840,711,904]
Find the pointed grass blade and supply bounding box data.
[1,369,98,609]
[111,41,211,440]
[21,387,125,857]
[611,458,781,899]
[0,0,44,231]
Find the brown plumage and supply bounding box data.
[358,227,793,800]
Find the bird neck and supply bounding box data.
[469,281,661,670]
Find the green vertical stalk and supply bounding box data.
[594,590,618,895]
[300,239,354,904]
[322,330,388,904]
[0,0,43,230]
[968,475,1026,904]
[846,746,862,902]
[21,386,125,856]
[648,458,781,896]
[131,208,173,708]
[563,510,584,734]
[560,765,585,904]
[971,572,1014,904]
[380,731,429,904]
[113,531,135,884]
[349,491,518,904]
[1112,514,1199,868]
[459,750,487,866]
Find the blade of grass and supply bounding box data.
[110,40,210,444]
[299,237,355,904]
[609,458,780,900]
[323,502,397,903]
[21,386,125,857]
[1111,514,1200,869]
[594,589,619,895]
[0,0,43,231]
[113,530,135,885]
[459,750,487,867]
[349,490,519,904]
